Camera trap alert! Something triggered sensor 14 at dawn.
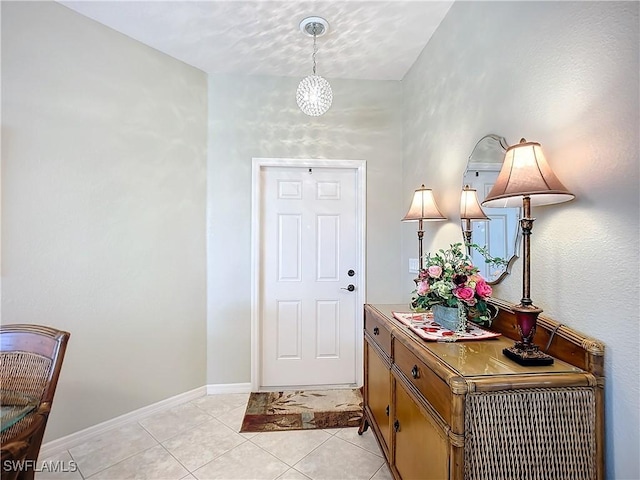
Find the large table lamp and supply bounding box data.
[460,185,490,256]
[482,139,574,366]
[402,185,446,270]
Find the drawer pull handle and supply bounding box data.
[411,365,420,379]
[385,405,389,416]
[373,327,380,335]
[394,420,400,432]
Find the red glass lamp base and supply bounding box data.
[503,303,554,366]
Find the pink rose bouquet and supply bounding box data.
[411,243,495,325]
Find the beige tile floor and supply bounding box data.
[36,393,393,480]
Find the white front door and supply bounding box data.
[257,164,361,389]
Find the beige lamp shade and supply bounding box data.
[482,139,575,208]
[402,185,446,221]
[460,185,490,220]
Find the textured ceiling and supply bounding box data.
[58,1,455,81]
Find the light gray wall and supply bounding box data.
[207,74,404,384]
[401,2,639,479]
[1,2,208,440]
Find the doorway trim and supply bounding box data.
[250,157,367,391]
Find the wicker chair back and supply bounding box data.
[1,324,70,480]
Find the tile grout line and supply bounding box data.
[64,449,86,480]
[256,429,337,471]
[244,435,300,468]
[138,412,217,445]
[163,398,253,476]
[181,433,252,476]
[63,424,161,480]
[279,466,313,480]
[156,442,195,479]
[338,432,385,459]
[79,442,159,479]
[369,462,390,480]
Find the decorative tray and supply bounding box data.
[392,311,501,342]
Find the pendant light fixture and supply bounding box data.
[296,16,333,117]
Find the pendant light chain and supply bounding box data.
[296,17,333,116]
[312,29,318,75]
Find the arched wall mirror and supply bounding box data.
[463,134,521,285]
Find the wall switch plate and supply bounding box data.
[409,258,419,273]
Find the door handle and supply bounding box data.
[394,420,400,432]
[411,365,420,379]
[386,405,390,416]
[373,327,380,336]
[341,284,355,292]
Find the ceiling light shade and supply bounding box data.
[297,17,332,117]
[460,185,489,220]
[482,139,575,208]
[402,185,446,221]
[296,75,333,117]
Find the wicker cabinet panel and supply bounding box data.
[464,388,597,480]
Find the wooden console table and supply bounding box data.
[360,301,604,480]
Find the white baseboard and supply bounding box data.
[40,383,251,460]
[206,382,252,394]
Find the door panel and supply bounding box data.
[317,215,340,281]
[261,166,358,387]
[276,301,301,359]
[278,215,301,281]
[316,300,339,358]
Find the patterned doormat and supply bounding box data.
[240,389,363,433]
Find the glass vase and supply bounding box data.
[432,304,457,331]
[432,304,467,333]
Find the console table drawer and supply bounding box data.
[364,307,392,358]
[394,339,452,424]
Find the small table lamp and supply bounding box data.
[460,185,490,256]
[482,139,574,366]
[402,185,446,270]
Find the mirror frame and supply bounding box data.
[463,134,521,286]
[488,228,520,285]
